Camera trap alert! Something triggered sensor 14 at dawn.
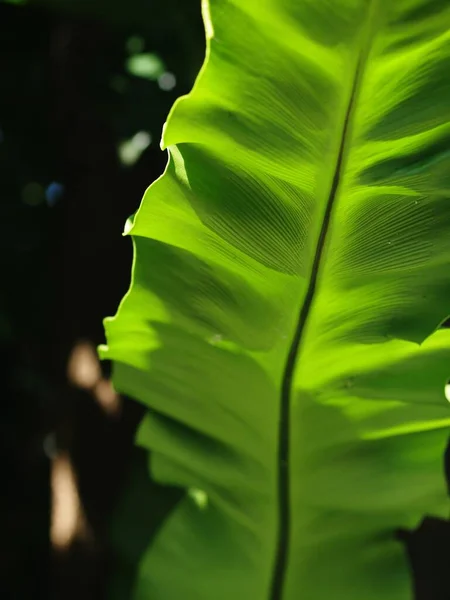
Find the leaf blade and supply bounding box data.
[102,1,450,599]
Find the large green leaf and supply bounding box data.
[101,1,450,598]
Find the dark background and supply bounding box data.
[0,0,202,597]
[0,0,449,598]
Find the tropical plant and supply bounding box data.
[101,0,450,598]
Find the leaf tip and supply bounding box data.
[160,121,168,150]
[97,343,109,360]
[202,0,214,40]
[123,216,135,236]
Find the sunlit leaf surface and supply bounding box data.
[102,1,450,598]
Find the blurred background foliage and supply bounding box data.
[0,0,203,597]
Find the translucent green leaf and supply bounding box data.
[102,1,450,598]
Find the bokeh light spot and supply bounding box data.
[158,72,176,91]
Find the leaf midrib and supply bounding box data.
[268,5,379,598]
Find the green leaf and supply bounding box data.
[101,1,450,598]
